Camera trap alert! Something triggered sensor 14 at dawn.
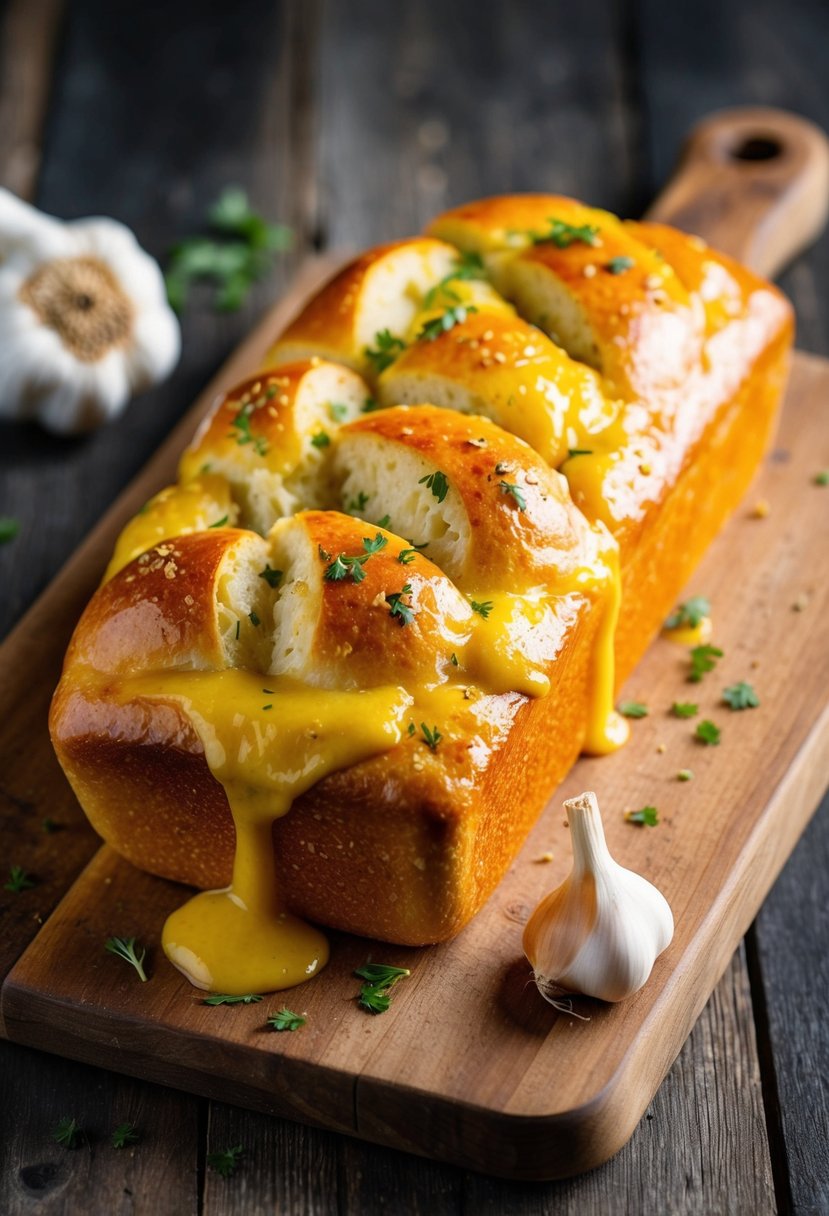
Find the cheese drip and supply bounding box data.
[116,670,411,993]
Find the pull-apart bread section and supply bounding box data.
[51,195,793,953]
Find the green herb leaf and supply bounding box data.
[418,470,449,503]
[4,865,35,893]
[567,448,593,458]
[386,584,416,626]
[310,431,331,449]
[259,565,283,588]
[248,611,261,626]
[671,701,699,718]
[208,515,229,528]
[207,1144,244,1179]
[695,719,721,745]
[362,396,383,413]
[498,480,527,511]
[688,644,723,683]
[376,513,392,528]
[355,962,411,1015]
[203,993,264,1006]
[111,1122,139,1149]
[533,217,600,248]
[397,548,418,564]
[450,652,459,666]
[365,329,406,374]
[722,681,760,710]
[814,470,829,486]
[362,533,388,554]
[470,599,494,619]
[625,805,660,826]
[423,251,487,307]
[267,1007,307,1031]
[328,402,349,422]
[606,256,635,274]
[665,595,711,630]
[420,723,442,751]
[618,700,649,719]
[324,552,368,583]
[677,769,694,782]
[105,936,148,982]
[417,304,478,342]
[0,517,19,544]
[53,1117,82,1150]
[347,491,370,512]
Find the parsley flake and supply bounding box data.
[348,491,370,511]
[386,584,416,626]
[323,536,385,585]
[4,865,35,893]
[355,962,410,1014]
[618,701,648,719]
[0,517,19,544]
[105,936,148,982]
[671,701,698,718]
[362,396,383,413]
[203,993,263,1006]
[420,723,442,751]
[723,681,760,710]
[209,515,229,528]
[533,217,600,248]
[499,480,527,510]
[606,255,635,274]
[259,565,282,588]
[423,251,487,307]
[695,719,721,745]
[365,329,406,374]
[53,1117,82,1150]
[397,548,418,564]
[111,1122,139,1149]
[267,1007,306,1031]
[417,304,478,342]
[688,644,723,683]
[207,1144,244,1179]
[328,402,349,422]
[665,595,710,631]
[677,769,694,782]
[310,431,331,449]
[814,470,829,486]
[248,611,261,626]
[470,599,494,619]
[418,470,449,503]
[624,805,659,827]
[567,448,593,458]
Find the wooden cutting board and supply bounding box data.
[1,109,828,1181]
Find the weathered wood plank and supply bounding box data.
[0,1040,201,1216]
[0,0,64,198]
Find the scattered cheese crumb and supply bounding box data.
[656,742,667,754]
[533,852,555,864]
[752,498,771,518]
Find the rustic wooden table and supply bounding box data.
[1,2,827,1212]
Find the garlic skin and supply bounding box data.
[0,188,180,434]
[523,791,674,1004]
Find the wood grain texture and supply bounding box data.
[2,344,826,1179]
[0,0,64,198]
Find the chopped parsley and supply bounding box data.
[267,1007,307,1031]
[208,515,229,528]
[362,396,383,413]
[328,402,349,422]
[665,595,710,631]
[0,517,19,544]
[105,936,148,982]
[695,719,721,745]
[499,480,526,510]
[688,644,723,683]
[203,993,263,1006]
[417,304,478,342]
[207,1145,244,1179]
[4,865,35,893]
[259,564,282,588]
[606,256,635,274]
[618,700,648,718]
[53,1117,82,1150]
[532,217,600,248]
[567,448,593,458]
[348,491,370,511]
[324,534,387,584]
[397,548,418,564]
[814,470,829,486]
[365,329,406,374]
[362,533,388,554]
[671,701,699,718]
[722,681,760,710]
[386,584,416,626]
[376,513,392,528]
[418,470,449,503]
[248,610,261,626]
[318,545,331,562]
[420,723,442,751]
[624,805,659,827]
[111,1122,139,1149]
[355,962,410,1014]
[407,722,416,736]
[450,652,459,666]
[310,430,331,449]
[423,251,487,307]
[677,769,694,782]
[470,599,494,619]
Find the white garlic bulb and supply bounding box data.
[0,188,180,434]
[523,790,673,1004]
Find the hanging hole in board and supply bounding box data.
[730,136,783,162]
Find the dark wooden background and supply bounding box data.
[0,1,827,1211]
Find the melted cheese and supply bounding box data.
[115,670,411,993]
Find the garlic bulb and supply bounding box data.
[523,790,673,1004]
[0,188,180,434]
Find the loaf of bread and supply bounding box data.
[50,196,792,980]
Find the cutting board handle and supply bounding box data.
[645,107,829,279]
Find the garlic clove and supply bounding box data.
[523,790,673,1004]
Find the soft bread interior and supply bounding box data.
[265,518,323,682]
[498,259,602,367]
[215,532,277,671]
[332,432,471,583]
